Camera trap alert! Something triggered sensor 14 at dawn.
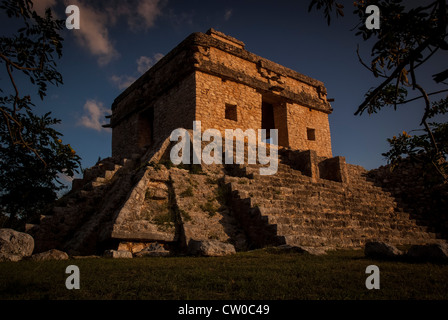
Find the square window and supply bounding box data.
[307,128,316,141]
[225,104,238,121]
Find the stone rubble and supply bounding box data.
[0,228,34,262]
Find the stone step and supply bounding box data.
[231,186,397,205]
[228,179,392,201]
[249,198,397,214]
[231,173,387,194]
[257,210,427,233]
[272,219,434,237]
[281,234,331,247]
[282,223,437,240]
[244,161,380,181]
[281,233,435,248]
[226,158,444,249]
[84,180,109,190]
[259,209,424,229]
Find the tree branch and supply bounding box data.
[0,52,42,72]
[415,84,439,151]
[4,62,19,113]
[354,37,434,115]
[396,89,448,105]
[0,107,16,144]
[356,45,388,78]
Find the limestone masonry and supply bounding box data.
[107,28,333,159]
[28,29,447,257]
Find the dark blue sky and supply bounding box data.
[1,0,447,181]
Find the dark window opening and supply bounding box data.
[307,128,316,141]
[262,102,275,139]
[137,108,154,149]
[225,104,238,121]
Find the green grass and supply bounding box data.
[0,249,447,300]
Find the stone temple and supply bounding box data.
[29,29,447,257]
[107,28,332,159]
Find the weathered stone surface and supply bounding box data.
[0,228,34,262]
[134,243,170,257]
[146,166,170,182]
[118,242,146,254]
[171,168,247,251]
[110,167,177,243]
[406,243,448,262]
[188,239,236,256]
[147,183,169,200]
[364,241,403,259]
[109,29,332,159]
[29,249,69,261]
[103,250,133,259]
[368,160,448,241]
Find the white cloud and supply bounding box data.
[66,1,119,66]
[153,53,164,63]
[136,56,153,74]
[65,0,164,66]
[110,75,137,90]
[136,53,164,74]
[137,0,162,29]
[78,100,111,131]
[111,53,164,90]
[224,9,232,21]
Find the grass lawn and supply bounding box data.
[0,249,447,300]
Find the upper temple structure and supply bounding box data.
[106,28,333,159]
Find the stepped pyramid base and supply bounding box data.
[29,138,447,256]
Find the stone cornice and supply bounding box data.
[110,31,332,128]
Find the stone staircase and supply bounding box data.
[28,137,446,255]
[224,148,443,250]
[30,155,140,254]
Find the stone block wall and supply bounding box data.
[319,156,349,183]
[286,103,332,157]
[193,29,333,158]
[112,73,196,158]
[109,29,335,160]
[368,160,448,240]
[195,71,262,134]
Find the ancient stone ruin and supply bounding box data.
[27,29,447,257]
